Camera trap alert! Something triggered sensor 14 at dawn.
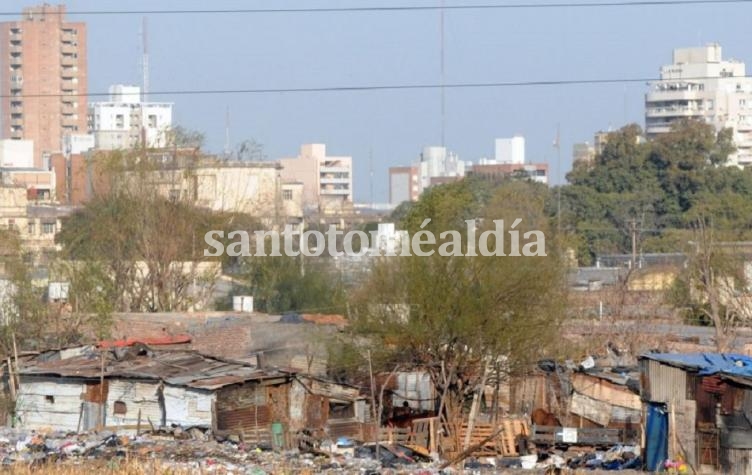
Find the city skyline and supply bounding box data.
[4,0,752,202]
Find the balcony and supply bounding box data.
[10,117,23,127]
[9,44,22,54]
[320,177,350,184]
[645,106,704,118]
[61,56,75,66]
[61,32,76,43]
[320,166,350,174]
[61,44,77,55]
[61,80,77,91]
[10,56,22,66]
[61,116,79,127]
[320,188,351,196]
[646,90,703,103]
[61,67,76,79]
[61,103,76,115]
[645,123,673,135]
[10,32,22,42]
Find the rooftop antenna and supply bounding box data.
[142,17,149,101]
[224,106,232,158]
[440,0,446,147]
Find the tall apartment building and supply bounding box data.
[388,166,419,206]
[279,144,353,214]
[646,44,752,166]
[89,85,173,150]
[0,4,87,168]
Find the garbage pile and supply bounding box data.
[0,427,645,473]
[0,428,439,474]
[474,444,641,472]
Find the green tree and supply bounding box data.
[562,120,745,262]
[344,179,566,431]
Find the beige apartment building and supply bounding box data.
[279,144,353,215]
[119,158,304,228]
[0,4,88,168]
[0,186,63,254]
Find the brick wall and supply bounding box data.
[109,313,335,369]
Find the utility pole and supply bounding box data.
[554,124,562,232]
[142,17,149,100]
[369,147,374,209]
[224,106,231,158]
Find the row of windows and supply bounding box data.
[4,220,56,235]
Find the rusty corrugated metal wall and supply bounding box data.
[216,382,280,445]
[216,382,291,444]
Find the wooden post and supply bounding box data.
[99,350,105,429]
[76,402,83,433]
[6,357,16,405]
[367,350,377,425]
[463,364,487,450]
[136,408,142,435]
[429,417,437,455]
[670,399,677,458]
[211,399,218,434]
[11,332,19,398]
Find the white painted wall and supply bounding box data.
[0,140,34,168]
[16,377,85,432]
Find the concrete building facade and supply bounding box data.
[0,186,64,253]
[495,136,525,164]
[89,85,173,150]
[0,139,33,168]
[388,165,419,206]
[468,163,549,184]
[279,144,353,214]
[0,167,55,201]
[646,44,752,166]
[125,159,304,227]
[0,4,87,167]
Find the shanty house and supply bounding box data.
[289,375,369,439]
[640,353,752,474]
[15,345,293,441]
[14,345,370,447]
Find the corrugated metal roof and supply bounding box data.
[18,346,292,390]
[640,353,752,381]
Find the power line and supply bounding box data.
[2,75,744,99]
[0,0,750,16]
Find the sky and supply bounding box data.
[6,0,752,202]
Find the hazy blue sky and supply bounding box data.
[7,0,752,202]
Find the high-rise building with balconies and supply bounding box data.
[646,44,752,167]
[0,4,87,168]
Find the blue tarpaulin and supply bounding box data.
[645,403,668,472]
[641,353,752,379]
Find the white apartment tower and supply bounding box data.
[495,136,525,164]
[88,84,173,150]
[418,146,465,190]
[646,44,752,166]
